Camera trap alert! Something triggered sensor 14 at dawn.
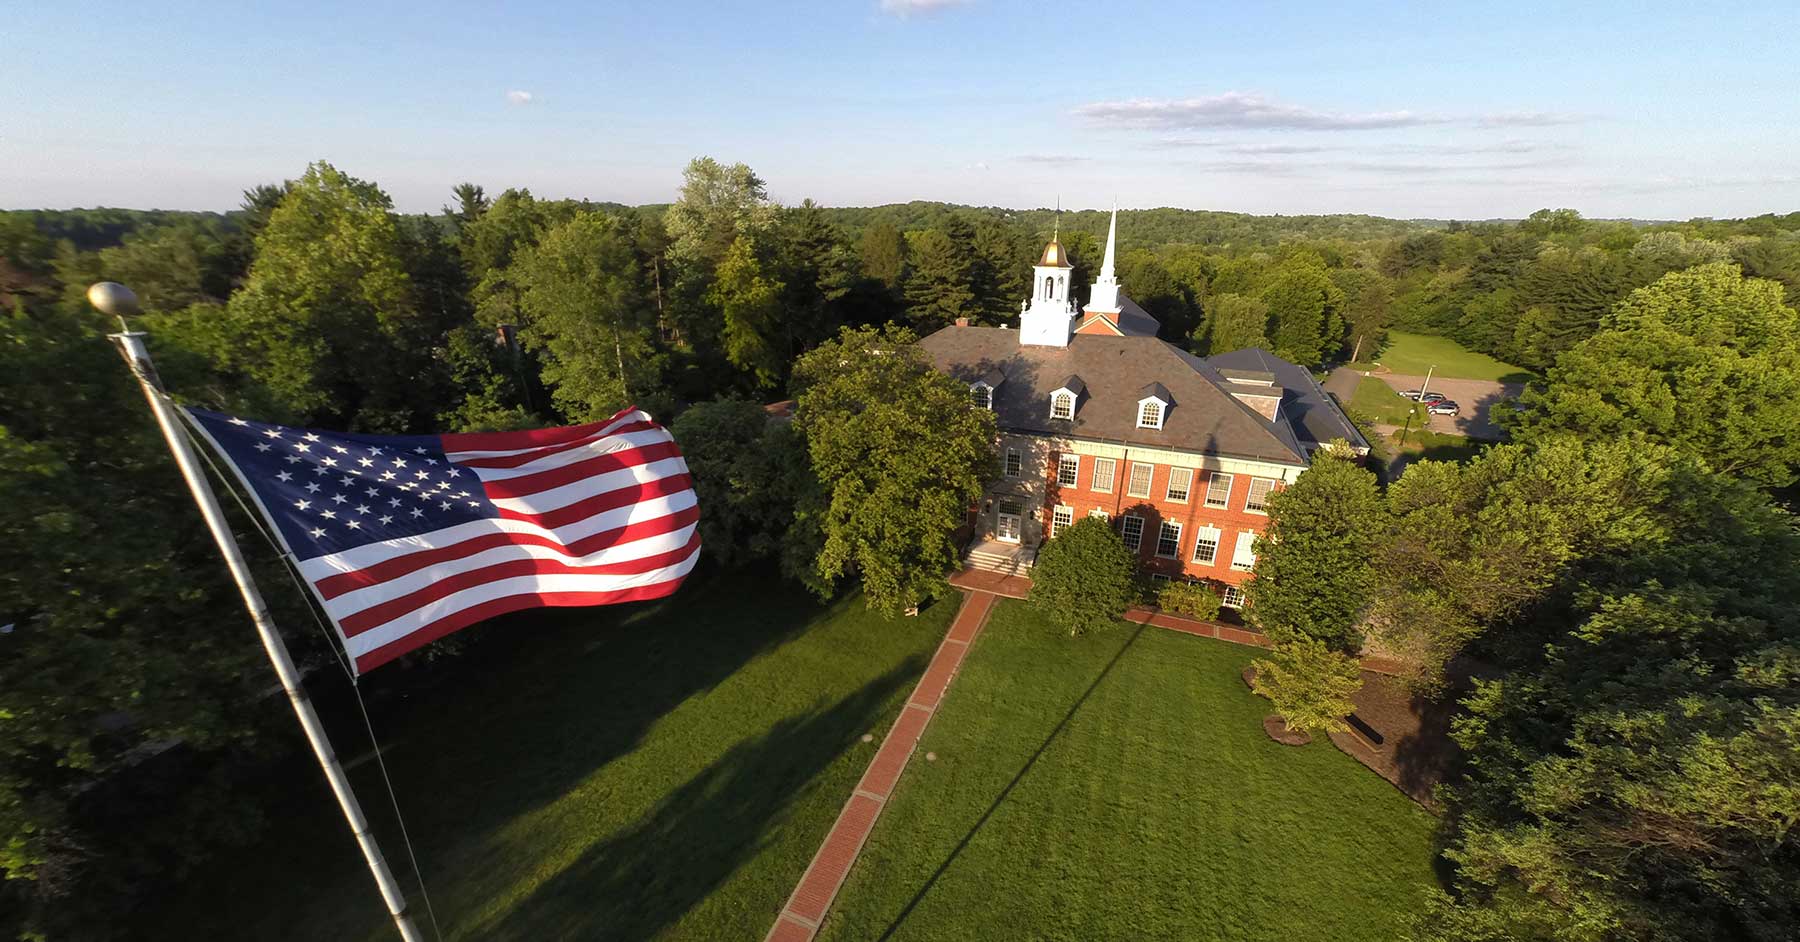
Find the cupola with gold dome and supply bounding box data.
[1021,216,1077,347]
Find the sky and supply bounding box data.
[7,0,1798,220]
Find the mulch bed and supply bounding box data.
[1262,714,1312,746]
[1327,670,1463,812]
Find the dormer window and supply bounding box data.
[970,383,992,410]
[1136,382,1171,430]
[1049,374,1086,422]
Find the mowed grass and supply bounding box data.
[820,600,1439,942]
[134,568,951,941]
[1361,330,1536,383]
[1349,374,1428,426]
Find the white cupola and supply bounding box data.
[1020,230,1075,347]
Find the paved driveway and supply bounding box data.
[1375,373,1522,440]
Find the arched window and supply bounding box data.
[970,384,991,410]
[1050,392,1074,420]
[1043,275,1054,299]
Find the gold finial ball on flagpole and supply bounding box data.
[87,281,142,318]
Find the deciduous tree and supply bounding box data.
[1250,638,1363,736]
[1245,454,1383,649]
[790,326,995,614]
[1030,516,1138,636]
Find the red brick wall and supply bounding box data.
[1042,449,1279,588]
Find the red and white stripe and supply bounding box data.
[297,409,701,672]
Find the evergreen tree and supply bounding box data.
[903,227,977,329]
[709,236,786,389]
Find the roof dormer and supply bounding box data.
[1136,382,1172,430]
[1049,374,1085,421]
[968,366,1005,411]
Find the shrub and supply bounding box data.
[1250,638,1363,736]
[1029,517,1137,636]
[1157,580,1222,621]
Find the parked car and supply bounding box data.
[1427,400,1460,416]
[1419,391,1447,404]
[1400,388,1423,399]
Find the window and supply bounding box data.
[1156,520,1182,559]
[1057,454,1079,487]
[1245,478,1276,514]
[1050,392,1073,421]
[1043,275,1054,299]
[1088,509,1110,522]
[1192,526,1220,565]
[1091,458,1115,493]
[1051,505,1073,538]
[1221,586,1245,609]
[1166,467,1192,503]
[1120,515,1144,552]
[1005,449,1022,478]
[1151,573,1172,585]
[1138,400,1163,429]
[970,384,991,410]
[1126,462,1154,498]
[1231,530,1257,571]
[1204,472,1233,508]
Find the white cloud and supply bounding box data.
[1079,92,1590,133]
[880,0,972,16]
[1014,154,1091,165]
[506,90,535,106]
[1077,92,1444,131]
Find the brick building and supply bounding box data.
[918,210,1367,608]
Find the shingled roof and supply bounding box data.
[1203,347,1371,453]
[919,326,1309,467]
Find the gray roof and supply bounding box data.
[1115,293,1162,337]
[919,326,1309,467]
[1204,347,1371,453]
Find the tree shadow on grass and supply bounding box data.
[472,657,926,941]
[130,567,867,941]
[875,624,1146,942]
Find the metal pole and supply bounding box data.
[96,285,425,942]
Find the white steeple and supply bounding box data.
[1087,204,1121,314]
[1020,208,1075,347]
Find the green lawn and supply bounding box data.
[1357,330,1536,383]
[820,600,1440,942]
[134,568,951,941]
[1387,427,1488,466]
[1349,374,1428,426]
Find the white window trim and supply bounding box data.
[1192,525,1220,565]
[1136,397,1167,430]
[1005,448,1022,478]
[1155,520,1182,559]
[1244,478,1275,515]
[1088,508,1111,521]
[1056,454,1080,487]
[1120,514,1144,552]
[1221,586,1246,609]
[1126,462,1154,499]
[1231,530,1257,572]
[1091,457,1116,493]
[1049,391,1075,421]
[1165,467,1192,503]
[1204,472,1234,509]
[969,382,993,410]
[1051,504,1073,538]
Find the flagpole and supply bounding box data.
[91,283,426,942]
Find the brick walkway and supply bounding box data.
[764,590,997,942]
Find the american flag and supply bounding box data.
[187,407,701,674]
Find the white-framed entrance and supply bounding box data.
[995,496,1025,543]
